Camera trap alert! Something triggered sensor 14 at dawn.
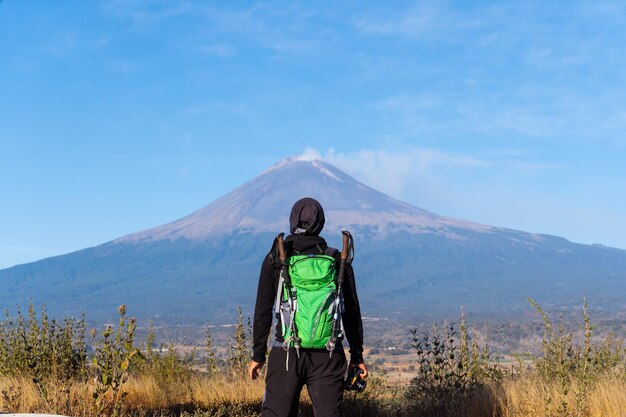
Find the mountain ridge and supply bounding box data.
[115,157,496,243]
[1,156,626,323]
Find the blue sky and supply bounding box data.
[1,0,626,268]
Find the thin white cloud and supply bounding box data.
[44,32,110,56]
[106,59,137,74]
[197,4,322,54]
[509,161,560,174]
[356,2,441,38]
[373,87,626,142]
[297,147,322,161]
[292,146,623,248]
[197,44,236,57]
[294,146,564,220]
[180,101,255,118]
[177,166,191,179]
[104,1,326,55]
[102,0,193,25]
[298,146,490,200]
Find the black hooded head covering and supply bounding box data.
[289,197,325,236]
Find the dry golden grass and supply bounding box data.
[0,374,265,415]
[2,373,626,416]
[497,376,626,417]
[123,374,265,410]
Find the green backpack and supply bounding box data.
[274,248,343,351]
[274,231,353,366]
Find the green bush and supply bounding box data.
[528,298,626,417]
[91,304,140,417]
[0,304,87,414]
[405,311,502,415]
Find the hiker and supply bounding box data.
[248,197,368,417]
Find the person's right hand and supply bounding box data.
[248,360,265,380]
[349,362,369,379]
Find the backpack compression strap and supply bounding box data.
[327,230,353,354]
[276,233,302,358]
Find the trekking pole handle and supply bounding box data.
[327,231,351,353]
[277,233,287,264]
[277,233,291,286]
[341,231,350,261]
[277,232,301,353]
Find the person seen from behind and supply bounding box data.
[248,197,368,417]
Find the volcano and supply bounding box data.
[117,157,492,242]
[2,157,626,323]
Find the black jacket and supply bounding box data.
[252,234,364,364]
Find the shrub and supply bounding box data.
[227,307,251,378]
[528,298,626,417]
[405,310,502,414]
[91,304,140,417]
[0,304,87,414]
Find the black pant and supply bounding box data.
[261,346,347,417]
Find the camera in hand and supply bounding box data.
[344,367,367,392]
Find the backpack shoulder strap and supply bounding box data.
[267,236,280,268]
[324,246,339,259]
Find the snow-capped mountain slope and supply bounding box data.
[117,157,493,242]
[2,156,626,323]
